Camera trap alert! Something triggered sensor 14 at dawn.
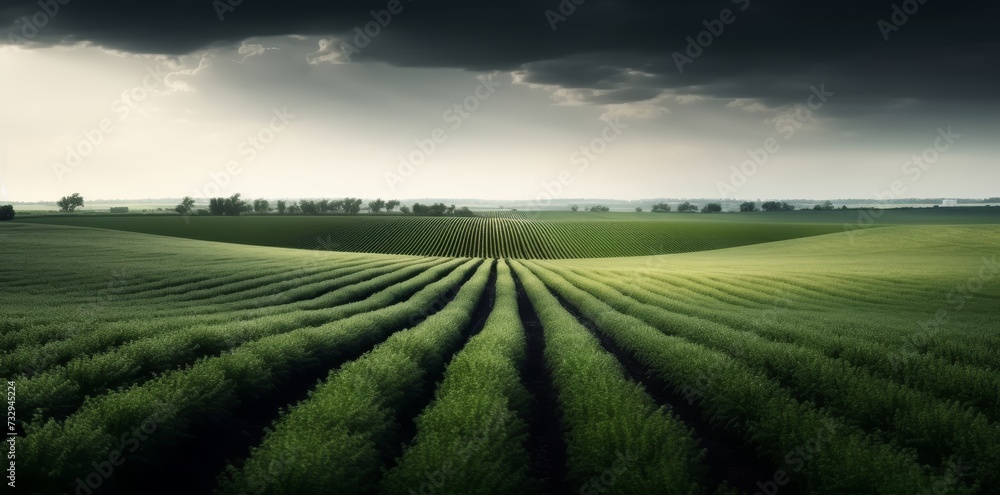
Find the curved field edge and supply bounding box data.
[13,214,852,259]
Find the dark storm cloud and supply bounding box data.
[3,0,999,112]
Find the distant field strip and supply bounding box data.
[18,214,847,258]
[3,222,999,494]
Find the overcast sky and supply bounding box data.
[1,0,998,202]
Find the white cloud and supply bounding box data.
[237,41,278,63]
[306,37,350,65]
[726,98,769,113]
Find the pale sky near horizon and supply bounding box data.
[2,1,998,203]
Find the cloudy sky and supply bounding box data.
[1,0,998,202]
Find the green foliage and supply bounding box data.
[510,260,706,494]
[701,203,722,213]
[175,196,196,215]
[381,261,534,495]
[652,202,672,212]
[677,201,698,212]
[219,261,493,494]
[0,204,14,220]
[762,201,795,211]
[56,193,84,212]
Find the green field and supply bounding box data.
[3,214,999,495]
[17,207,1000,258]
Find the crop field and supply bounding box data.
[2,218,999,495]
[17,207,1000,259]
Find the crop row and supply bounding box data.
[19,258,482,492]
[219,260,495,494]
[509,260,707,494]
[530,261,999,492]
[521,261,960,494]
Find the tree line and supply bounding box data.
[174,195,475,217]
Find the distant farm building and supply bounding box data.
[110,207,129,213]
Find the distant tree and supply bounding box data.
[329,199,345,213]
[369,198,386,213]
[276,200,287,215]
[635,207,643,212]
[446,204,456,215]
[411,202,450,216]
[175,196,196,215]
[589,205,610,212]
[385,200,400,213]
[57,193,84,212]
[761,201,795,212]
[651,202,671,213]
[253,199,271,214]
[571,204,579,212]
[739,201,757,212]
[454,207,476,217]
[209,198,224,215]
[342,198,363,214]
[701,203,722,213]
[287,201,301,214]
[677,201,698,213]
[821,200,835,210]
[0,205,14,221]
[840,205,848,210]
[222,193,247,216]
[299,199,318,215]
[399,205,411,214]
[813,204,823,210]
[318,199,331,213]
